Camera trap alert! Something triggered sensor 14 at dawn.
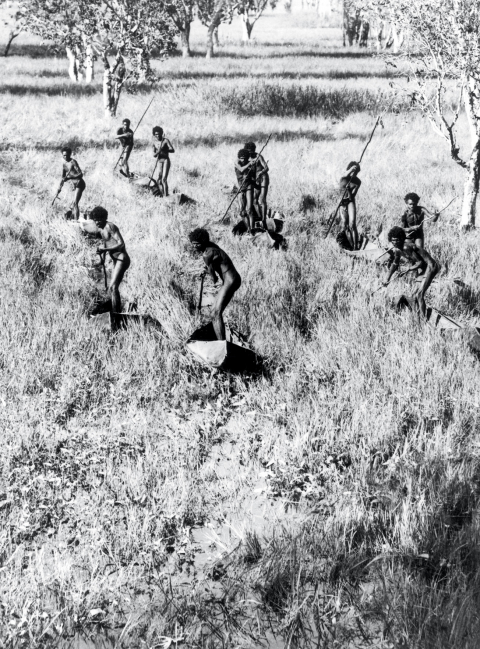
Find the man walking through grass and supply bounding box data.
[82,206,131,315]
[384,226,440,320]
[189,228,241,341]
[59,147,85,220]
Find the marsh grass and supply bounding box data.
[1,10,480,649]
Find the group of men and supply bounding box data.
[339,163,441,319]
[56,121,445,339]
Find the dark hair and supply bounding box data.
[90,206,108,221]
[237,149,250,159]
[189,228,210,246]
[388,226,406,243]
[347,161,360,171]
[153,126,163,136]
[244,142,256,152]
[123,118,130,124]
[404,192,420,204]
[62,146,72,155]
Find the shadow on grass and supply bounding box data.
[0,128,372,153]
[180,130,343,147]
[165,70,393,81]
[0,81,156,96]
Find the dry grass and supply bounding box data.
[1,10,480,649]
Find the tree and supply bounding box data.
[165,0,195,57]
[236,0,277,42]
[2,1,23,56]
[365,0,480,229]
[197,0,233,58]
[20,0,177,116]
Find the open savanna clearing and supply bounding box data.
[2,11,480,649]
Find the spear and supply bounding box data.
[408,195,459,234]
[324,115,384,239]
[113,95,156,171]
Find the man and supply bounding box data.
[244,141,269,227]
[401,192,439,249]
[59,147,85,220]
[82,206,131,315]
[339,161,361,251]
[152,126,175,197]
[188,228,241,341]
[234,149,256,234]
[384,226,440,319]
[115,118,134,178]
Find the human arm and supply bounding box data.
[384,250,401,284]
[96,224,125,254]
[256,155,269,178]
[203,249,219,284]
[349,177,361,198]
[420,206,440,223]
[164,138,175,153]
[64,159,83,181]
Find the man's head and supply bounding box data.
[347,161,360,174]
[90,206,108,226]
[237,149,250,164]
[189,227,210,253]
[244,142,256,153]
[62,147,72,160]
[123,118,131,128]
[404,192,420,210]
[153,126,163,139]
[388,226,406,249]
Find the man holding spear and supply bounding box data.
[115,118,134,178]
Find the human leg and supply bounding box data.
[245,187,254,233]
[123,146,132,176]
[259,176,269,226]
[347,200,358,250]
[161,158,171,196]
[211,275,241,341]
[72,184,85,220]
[414,263,439,319]
[340,205,353,248]
[109,253,131,313]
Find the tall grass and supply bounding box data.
[1,12,480,649]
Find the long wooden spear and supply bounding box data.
[113,95,156,171]
[324,115,384,239]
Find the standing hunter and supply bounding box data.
[115,118,134,178]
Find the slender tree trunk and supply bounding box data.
[241,14,254,42]
[103,56,114,118]
[206,0,224,58]
[180,22,191,57]
[4,30,19,57]
[66,46,83,82]
[213,25,219,46]
[84,43,94,82]
[460,79,480,229]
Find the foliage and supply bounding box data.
[19,0,178,80]
[361,0,480,227]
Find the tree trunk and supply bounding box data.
[66,46,83,82]
[213,25,219,46]
[460,79,480,229]
[206,0,224,58]
[103,56,114,118]
[4,30,19,57]
[180,22,191,57]
[84,43,94,82]
[241,15,253,42]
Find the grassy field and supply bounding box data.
[1,11,480,649]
